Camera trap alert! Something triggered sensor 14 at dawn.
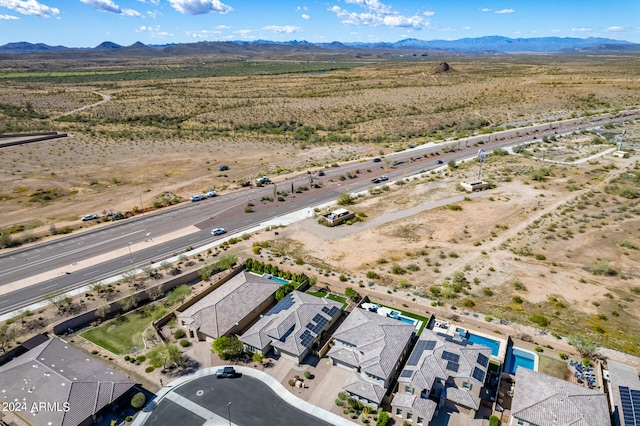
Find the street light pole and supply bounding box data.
[127,242,134,267]
[227,402,232,426]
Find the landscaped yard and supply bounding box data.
[81,304,169,355]
[538,355,570,380]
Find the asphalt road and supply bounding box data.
[143,374,333,426]
[0,109,638,315]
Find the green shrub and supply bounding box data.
[174,329,186,339]
[589,259,617,276]
[366,271,379,279]
[489,415,500,426]
[136,355,146,362]
[125,416,132,422]
[180,339,190,347]
[339,274,348,282]
[529,313,549,327]
[131,392,146,409]
[534,346,543,353]
[145,366,155,373]
[304,371,311,379]
[559,352,568,360]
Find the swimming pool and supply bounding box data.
[262,274,289,285]
[505,347,537,375]
[398,315,417,325]
[466,333,500,356]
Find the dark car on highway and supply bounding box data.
[216,366,237,378]
[436,160,444,164]
[373,158,382,162]
[218,165,229,171]
[318,171,325,176]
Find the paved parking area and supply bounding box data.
[133,366,355,426]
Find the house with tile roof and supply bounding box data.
[328,308,415,409]
[510,367,611,426]
[607,359,640,426]
[0,336,135,426]
[239,290,342,364]
[177,271,280,341]
[392,328,492,425]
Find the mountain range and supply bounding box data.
[1,36,638,56]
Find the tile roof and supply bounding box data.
[444,386,481,410]
[240,291,342,357]
[511,367,611,426]
[0,337,134,426]
[398,328,491,389]
[391,393,437,420]
[328,308,414,381]
[177,271,280,338]
[343,372,388,405]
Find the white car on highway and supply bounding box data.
[211,228,226,236]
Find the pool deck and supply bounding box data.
[431,320,508,363]
[361,303,423,332]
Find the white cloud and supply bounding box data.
[423,10,435,17]
[169,0,232,15]
[262,25,302,34]
[301,13,309,20]
[329,1,430,29]
[146,10,159,18]
[138,0,159,4]
[80,0,141,16]
[495,9,515,14]
[463,26,471,30]
[606,26,624,32]
[550,29,561,33]
[186,29,222,38]
[136,25,173,37]
[571,27,592,32]
[216,24,230,29]
[481,8,491,12]
[0,0,59,17]
[0,12,19,19]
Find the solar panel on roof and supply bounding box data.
[472,367,486,383]
[268,295,295,314]
[446,361,459,372]
[477,353,489,368]
[407,340,427,366]
[328,306,340,316]
[442,351,460,363]
[424,340,436,350]
[312,313,324,323]
[400,369,413,378]
[322,306,330,314]
[619,386,640,426]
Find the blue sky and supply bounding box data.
[1,0,639,47]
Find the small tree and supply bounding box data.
[122,268,138,287]
[95,304,110,322]
[211,336,244,359]
[252,352,264,363]
[345,287,358,300]
[147,342,182,369]
[376,411,389,426]
[167,285,192,305]
[119,294,138,312]
[337,193,353,206]
[215,253,237,270]
[146,286,163,301]
[198,264,215,281]
[568,334,598,358]
[447,159,457,170]
[0,323,17,353]
[141,265,154,278]
[275,283,295,301]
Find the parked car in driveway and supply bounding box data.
[81,214,98,221]
[211,228,226,236]
[216,366,236,378]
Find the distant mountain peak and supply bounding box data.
[94,41,121,50]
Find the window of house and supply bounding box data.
[405,385,414,394]
[417,417,424,424]
[517,420,524,426]
[407,412,413,420]
[462,381,473,390]
[396,408,403,416]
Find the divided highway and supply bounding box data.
[0,110,637,316]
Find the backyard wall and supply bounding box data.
[52,268,202,335]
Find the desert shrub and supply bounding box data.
[304,371,311,379]
[529,314,549,327]
[180,339,190,347]
[174,330,186,339]
[366,271,379,279]
[589,259,616,276]
[390,264,406,275]
[535,253,546,260]
[512,296,523,304]
[145,366,155,373]
[462,299,475,307]
[512,281,527,291]
[534,346,543,352]
[136,355,146,362]
[559,352,568,360]
[339,274,348,282]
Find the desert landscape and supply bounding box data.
[1,51,639,356]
